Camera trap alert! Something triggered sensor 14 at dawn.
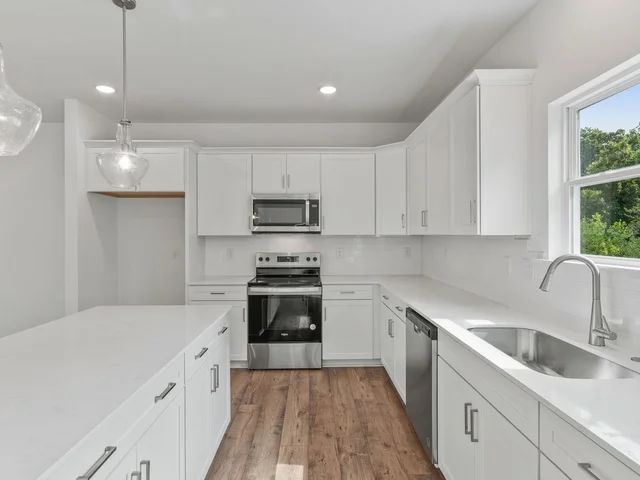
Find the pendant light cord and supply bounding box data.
[122,4,128,122]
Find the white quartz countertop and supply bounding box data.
[0,305,232,480]
[326,274,640,475]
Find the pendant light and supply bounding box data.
[96,0,149,189]
[0,43,42,156]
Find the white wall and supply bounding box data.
[205,236,422,276]
[117,198,185,305]
[422,0,640,350]
[0,124,65,337]
[133,123,418,148]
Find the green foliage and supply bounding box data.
[579,125,640,258]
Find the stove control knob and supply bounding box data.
[313,257,318,262]
[306,257,311,262]
[258,257,263,262]
[310,324,316,331]
[265,257,270,262]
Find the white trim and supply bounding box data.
[566,164,640,188]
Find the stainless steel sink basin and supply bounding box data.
[468,327,639,379]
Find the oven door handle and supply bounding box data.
[248,287,322,295]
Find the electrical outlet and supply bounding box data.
[226,248,234,260]
[336,248,344,259]
[172,249,181,260]
[404,247,412,258]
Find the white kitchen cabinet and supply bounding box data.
[252,154,287,194]
[210,336,231,451]
[407,140,428,235]
[103,449,137,480]
[540,455,570,480]
[376,146,407,235]
[322,300,374,360]
[321,154,375,235]
[392,315,406,401]
[286,154,321,194]
[449,87,480,236]
[186,349,213,480]
[381,306,395,376]
[136,391,185,480]
[86,147,186,193]
[425,112,451,234]
[438,358,538,480]
[197,154,252,236]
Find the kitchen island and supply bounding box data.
[0,305,232,480]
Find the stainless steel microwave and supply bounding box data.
[251,195,321,233]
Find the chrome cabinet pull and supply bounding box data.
[76,446,117,479]
[421,210,426,227]
[215,364,220,389]
[469,200,473,224]
[282,174,285,189]
[464,403,472,435]
[395,306,403,312]
[131,472,142,480]
[194,347,208,360]
[470,408,479,442]
[382,295,389,300]
[211,366,217,393]
[209,292,225,296]
[401,213,405,229]
[578,463,602,480]
[324,307,327,322]
[388,319,391,336]
[242,307,246,323]
[154,382,176,403]
[390,320,395,338]
[218,326,228,336]
[287,174,291,188]
[340,291,356,294]
[140,460,150,480]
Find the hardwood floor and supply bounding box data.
[206,367,444,480]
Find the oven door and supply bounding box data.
[248,286,322,343]
[251,195,310,233]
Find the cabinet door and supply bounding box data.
[321,154,375,235]
[136,149,185,192]
[540,455,570,480]
[286,154,321,194]
[323,300,374,360]
[438,358,478,480]
[376,146,407,235]
[392,318,406,402]
[475,393,538,480]
[186,351,213,480]
[136,391,185,480]
[187,301,247,362]
[425,114,450,234]
[407,140,428,234]
[197,154,252,236]
[381,305,395,379]
[252,154,287,194]
[103,448,137,480]
[210,335,231,451]
[449,87,480,235]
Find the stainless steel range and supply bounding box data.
[247,253,322,369]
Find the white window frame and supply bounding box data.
[563,68,640,268]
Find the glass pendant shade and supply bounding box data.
[96,121,149,188]
[0,43,42,156]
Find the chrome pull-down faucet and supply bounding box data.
[539,254,617,347]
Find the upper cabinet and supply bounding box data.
[425,111,451,235]
[448,70,534,236]
[407,139,428,235]
[198,154,252,236]
[376,145,407,235]
[86,146,187,194]
[321,154,375,235]
[252,153,320,194]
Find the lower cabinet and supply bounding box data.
[438,358,538,480]
[540,455,570,480]
[185,329,231,480]
[381,304,407,402]
[322,300,374,360]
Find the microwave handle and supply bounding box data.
[306,199,310,227]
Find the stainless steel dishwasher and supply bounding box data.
[406,307,438,464]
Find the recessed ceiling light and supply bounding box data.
[96,85,116,94]
[319,85,337,95]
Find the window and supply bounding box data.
[567,80,640,262]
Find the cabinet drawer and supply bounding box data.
[188,285,247,301]
[381,288,407,321]
[185,313,230,379]
[439,331,539,444]
[323,284,373,300]
[540,405,640,480]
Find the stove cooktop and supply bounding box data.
[247,275,322,288]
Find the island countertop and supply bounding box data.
[0,305,231,480]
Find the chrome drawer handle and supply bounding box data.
[341,291,356,294]
[154,382,176,403]
[470,408,479,443]
[77,446,117,479]
[382,295,389,300]
[578,463,602,480]
[395,306,403,312]
[218,326,228,336]
[140,460,150,480]
[194,347,208,359]
[464,403,472,435]
[209,292,225,295]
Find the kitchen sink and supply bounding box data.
[468,327,639,379]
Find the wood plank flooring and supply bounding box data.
[206,367,444,480]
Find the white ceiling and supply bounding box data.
[0,0,538,123]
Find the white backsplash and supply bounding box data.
[205,236,423,276]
